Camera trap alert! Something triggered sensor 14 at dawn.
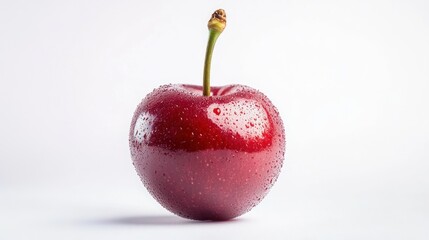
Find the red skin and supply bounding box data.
[129,84,285,221]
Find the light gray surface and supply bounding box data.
[1,0,429,239]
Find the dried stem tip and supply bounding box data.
[208,9,227,33]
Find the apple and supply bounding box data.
[129,9,285,221]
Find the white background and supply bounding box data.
[1,0,429,239]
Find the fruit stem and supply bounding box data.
[203,9,226,96]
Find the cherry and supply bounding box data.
[129,9,285,221]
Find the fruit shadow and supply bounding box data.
[90,215,242,226]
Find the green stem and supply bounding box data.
[203,9,226,96]
[203,30,221,96]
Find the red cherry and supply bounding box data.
[129,9,286,221]
[129,84,285,220]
